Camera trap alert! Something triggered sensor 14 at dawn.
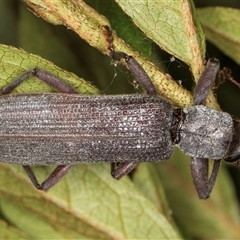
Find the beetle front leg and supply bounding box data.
[190,157,221,199]
[23,165,73,191]
[111,162,138,180]
[193,58,220,105]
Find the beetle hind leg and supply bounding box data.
[111,162,138,180]
[23,165,73,191]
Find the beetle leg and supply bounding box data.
[103,26,156,96]
[23,165,73,191]
[191,59,221,199]
[193,58,219,105]
[190,157,221,199]
[111,162,138,180]
[22,166,41,189]
[111,52,157,96]
[1,68,78,95]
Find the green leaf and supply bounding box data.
[197,7,240,64]
[23,0,111,53]
[132,163,172,216]
[115,0,206,80]
[1,2,240,239]
[0,44,100,94]
[0,164,181,239]
[85,0,152,58]
[154,148,240,238]
[0,219,31,239]
[112,0,222,109]
[19,4,88,79]
[24,0,221,109]
[24,0,196,107]
[18,2,125,94]
[0,41,180,239]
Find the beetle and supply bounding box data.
[0,55,174,192]
[0,29,239,199]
